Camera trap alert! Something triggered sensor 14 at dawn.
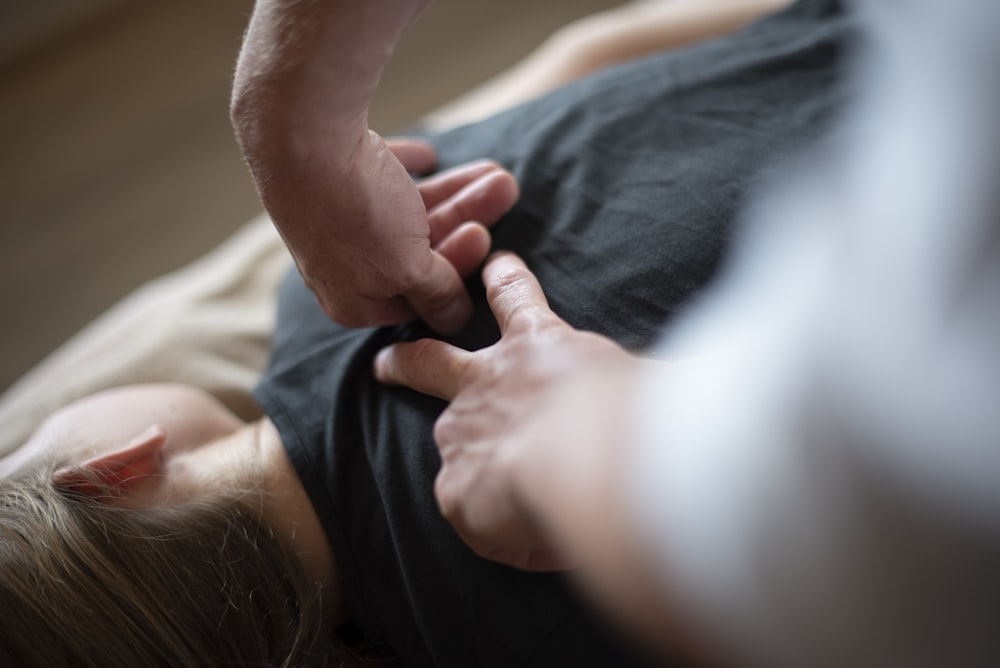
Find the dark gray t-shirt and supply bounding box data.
[253,1,851,665]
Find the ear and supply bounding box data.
[52,425,167,498]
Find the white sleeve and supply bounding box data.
[627,1,1000,666]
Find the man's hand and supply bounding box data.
[232,0,518,333]
[375,252,639,570]
[266,133,519,333]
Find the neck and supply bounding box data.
[167,419,346,624]
[255,418,347,624]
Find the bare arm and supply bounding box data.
[424,0,793,131]
[231,1,518,333]
[232,0,428,159]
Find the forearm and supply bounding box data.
[229,0,427,306]
[229,1,518,332]
[547,0,793,74]
[424,0,792,131]
[231,0,428,172]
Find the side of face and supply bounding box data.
[0,384,244,490]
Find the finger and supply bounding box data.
[314,290,416,329]
[482,252,554,335]
[478,546,573,573]
[374,339,471,400]
[435,222,491,278]
[418,160,504,209]
[405,252,475,334]
[427,168,519,246]
[448,521,571,572]
[420,161,503,206]
[386,138,436,174]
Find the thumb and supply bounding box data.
[374,338,470,400]
[405,252,475,334]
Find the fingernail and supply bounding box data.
[373,347,392,379]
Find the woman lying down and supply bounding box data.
[0,1,848,665]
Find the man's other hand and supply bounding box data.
[374,252,637,571]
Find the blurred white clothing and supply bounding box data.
[630,1,1000,666]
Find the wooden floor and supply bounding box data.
[0,0,618,393]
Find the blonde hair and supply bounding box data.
[0,467,335,667]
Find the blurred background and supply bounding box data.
[0,0,620,394]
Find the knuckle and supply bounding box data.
[433,410,458,445]
[382,342,424,386]
[512,308,554,334]
[434,473,460,520]
[329,309,371,329]
[485,263,528,301]
[420,282,460,314]
[476,158,502,171]
[406,338,442,367]
[486,269,535,316]
[405,263,461,308]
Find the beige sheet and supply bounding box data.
[0,213,291,457]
